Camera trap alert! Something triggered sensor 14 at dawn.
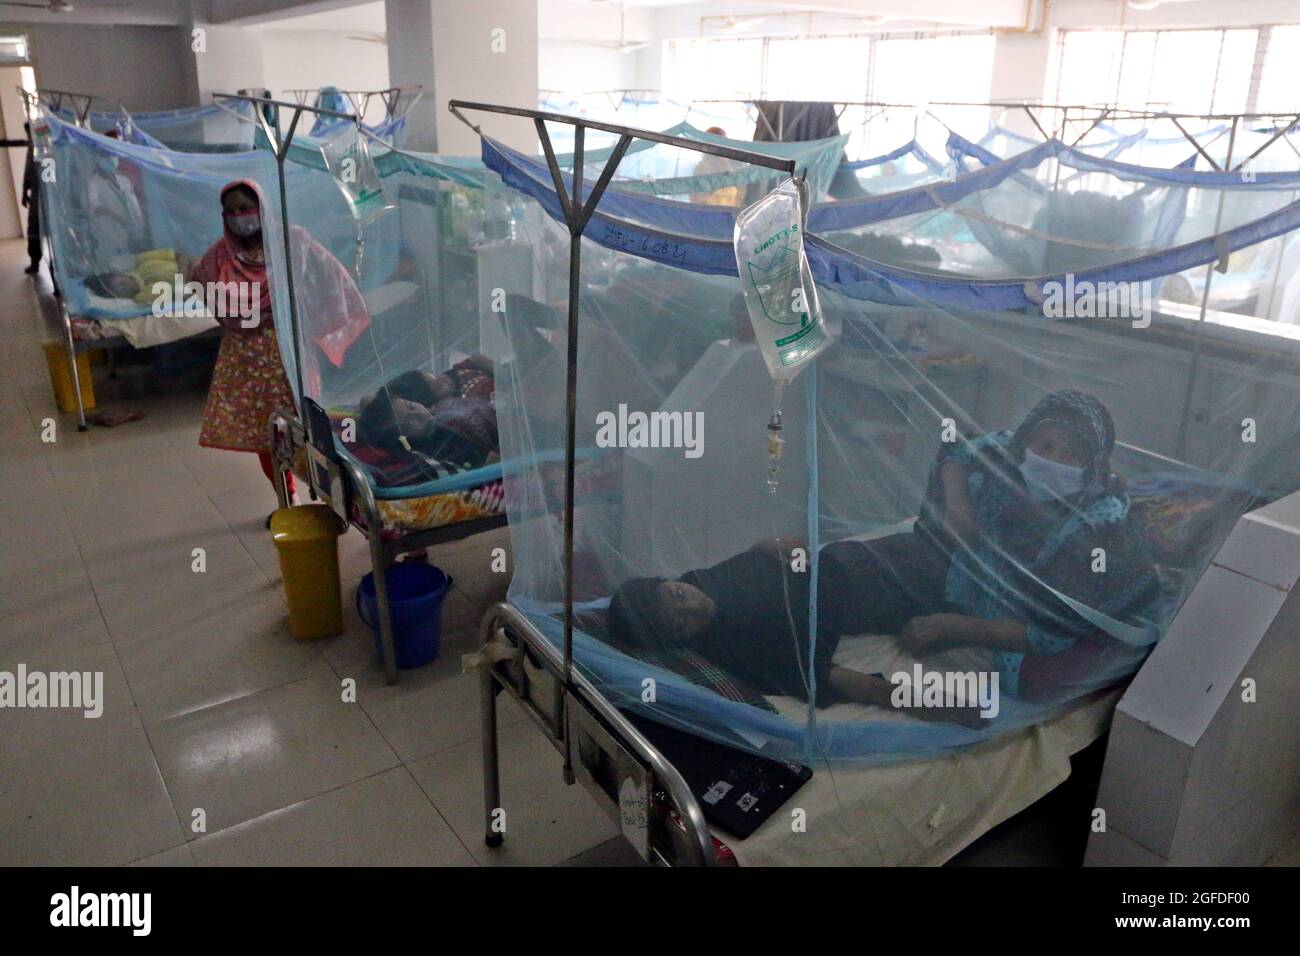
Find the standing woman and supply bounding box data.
[195,179,370,516]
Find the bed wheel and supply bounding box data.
[485,833,504,849]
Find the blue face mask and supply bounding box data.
[1020,448,1086,501]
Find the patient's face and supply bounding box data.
[655,580,716,644]
[429,375,455,402]
[1024,423,1088,469]
[88,272,142,298]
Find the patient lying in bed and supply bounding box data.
[608,390,1162,726]
[356,354,499,470]
[83,249,187,305]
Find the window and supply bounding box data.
[1054,25,1299,116]
[664,37,765,100]
[664,32,994,109]
[871,35,995,107]
[1256,25,1300,115]
[764,36,869,102]
[0,34,28,64]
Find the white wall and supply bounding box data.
[192,24,269,102]
[538,41,639,95]
[538,0,656,94]
[386,0,538,154]
[260,29,389,109]
[23,24,200,111]
[1086,492,1300,866]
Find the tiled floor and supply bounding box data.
[0,239,620,866]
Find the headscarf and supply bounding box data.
[193,179,372,390]
[1009,389,1116,500]
[191,179,274,331]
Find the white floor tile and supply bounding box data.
[0,728,183,866]
[190,767,475,866]
[147,663,400,838]
[407,715,619,866]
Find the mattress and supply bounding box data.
[350,478,507,540]
[725,633,1120,866]
[517,633,1117,866]
[290,442,505,541]
[68,282,218,349]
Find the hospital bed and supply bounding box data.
[472,440,1264,866]
[266,403,508,685]
[54,279,221,431]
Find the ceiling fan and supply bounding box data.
[576,2,652,56]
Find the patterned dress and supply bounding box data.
[198,324,295,454]
[194,181,370,456]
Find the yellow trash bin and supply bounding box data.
[42,340,95,413]
[270,504,347,639]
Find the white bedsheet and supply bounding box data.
[725,632,1119,866]
[99,311,220,349]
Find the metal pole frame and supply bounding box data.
[24,92,92,429]
[37,89,95,128]
[448,98,795,782]
[283,86,424,125]
[212,92,358,432]
[1174,116,1239,461]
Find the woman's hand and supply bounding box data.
[899,613,970,652]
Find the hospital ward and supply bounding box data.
[1,0,1299,888]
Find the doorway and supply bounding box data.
[0,60,38,240]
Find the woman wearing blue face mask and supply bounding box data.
[897,389,1162,697]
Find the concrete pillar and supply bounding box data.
[385,0,538,155]
[988,33,1054,139]
[190,24,268,103]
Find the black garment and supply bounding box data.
[679,532,951,707]
[22,142,40,268]
[26,225,40,269]
[819,532,953,635]
[752,101,842,143]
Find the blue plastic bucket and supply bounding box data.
[356,563,452,670]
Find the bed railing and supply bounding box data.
[478,602,716,866]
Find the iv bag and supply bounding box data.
[319,126,396,226]
[733,177,832,382]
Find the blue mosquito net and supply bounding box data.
[35,110,278,324]
[53,100,259,152]
[466,122,1300,766]
[38,97,1300,767]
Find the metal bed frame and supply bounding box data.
[448,100,797,865]
[265,406,506,686]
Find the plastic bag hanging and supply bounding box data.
[734,176,832,491]
[733,176,832,382]
[318,124,396,227]
[318,124,397,275]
